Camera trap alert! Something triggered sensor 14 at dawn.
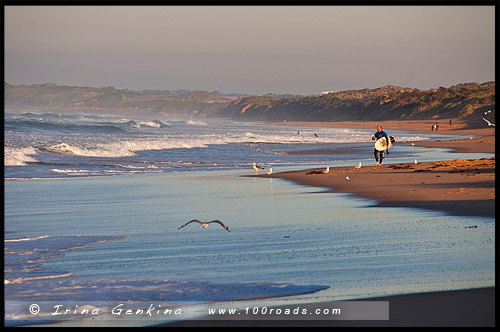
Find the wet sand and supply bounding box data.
[414,136,495,154]
[269,157,495,217]
[167,287,494,327]
[257,119,493,326]
[269,119,494,135]
[169,119,495,326]
[268,119,495,217]
[270,119,495,153]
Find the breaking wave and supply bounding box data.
[4,146,40,166]
[44,138,210,158]
[184,120,207,126]
[5,118,126,134]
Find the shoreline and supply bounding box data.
[7,119,495,327]
[166,119,495,327]
[266,119,495,217]
[268,119,495,153]
[269,156,495,218]
[266,118,494,135]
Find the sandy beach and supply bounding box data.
[245,119,494,326]
[271,119,495,153]
[268,119,495,217]
[5,117,495,327]
[269,157,495,218]
[162,120,496,327]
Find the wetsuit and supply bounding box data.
[373,130,389,164]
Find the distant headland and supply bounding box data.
[5,81,495,128]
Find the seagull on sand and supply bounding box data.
[414,159,418,164]
[345,176,351,183]
[322,166,330,174]
[252,162,265,174]
[178,219,231,232]
[266,168,273,175]
[355,162,362,169]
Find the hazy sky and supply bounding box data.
[4,6,495,95]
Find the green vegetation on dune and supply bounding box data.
[212,82,495,125]
[4,83,231,117]
[4,82,494,124]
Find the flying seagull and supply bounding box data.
[252,162,265,174]
[178,219,231,232]
[482,114,495,127]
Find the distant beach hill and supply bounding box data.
[5,82,495,125]
[3,82,235,118]
[213,82,495,125]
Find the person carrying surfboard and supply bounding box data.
[372,125,390,166]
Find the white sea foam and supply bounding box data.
[5,114,439,181]
[125,121,141,129]
[46,143,77,155]
[139,120,169,128]
[12,128,432,163]
[113,164,159,169]
[4,146,39,166]
[41,128,429,159]
[50,168,162,176]
[6,272,75,284]
[5,235,50,242]
[45,138,211,158]
[51,169,93,174]
[139,121,161,128]
[185,120,207,126]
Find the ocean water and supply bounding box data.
[4,111,495,326]
[5,111,478,179]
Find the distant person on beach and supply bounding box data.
[431,125,434,131]
[435,124,439,131]
[372,125,390,166]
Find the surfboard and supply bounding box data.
[375,136,395,151]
